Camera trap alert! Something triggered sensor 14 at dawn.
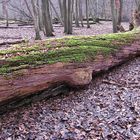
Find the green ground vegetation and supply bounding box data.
[0,30,139,74]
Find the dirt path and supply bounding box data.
[0,57,139,140]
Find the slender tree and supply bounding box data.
[42,0,54,37]
[110,0,117,33]
[75,0,80,27]
[85,0,90,28]
[63,0,68,33]
[116,0,123,25]
[58,0,64,22]
[67,0,73,34]
[79,0,84,27]
[31,0,41,40]
[3,0,9,27]
[63,0,73,34]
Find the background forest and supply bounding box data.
[0,0,140,41]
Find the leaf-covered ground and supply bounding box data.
[0,21,129,43]
[0,57,139,140]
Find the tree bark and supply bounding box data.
[86,0,90,28]
[110,0,118,33]
[75,0,80,27]
[58,0,64,23]
[63,0,73,34]
[117,0,123,25]
[79,0,84,27]
[42,0,54,37]
[2,0,9,27]
[31,0,41,40]
[67,0,73,34]
[63,0,68,33]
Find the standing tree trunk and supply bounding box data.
[58,0,64,23]
[79,0,84,27]
[31,0,41,40]
[89,0,97,23]
[42,0,54,37]
[116,0,123,25]
[95,0,99,19]
[63,0,68,33]
[86,0,90,28]
[63,0,73,34]
[37,0,43,31]
[110,0,118,33]
[3,0,9,27]
[67,0,73,34]
[75,0,80,27]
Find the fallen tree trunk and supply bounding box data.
[0,36,23,39]
[0,40,25,46]
[0,30,140,114]
[0,26,19,29]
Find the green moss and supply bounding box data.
[0,30,139,74]
[0,45,40,55]
[7,46,114,64]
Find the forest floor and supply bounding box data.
[0,57,139,140]
[0,21,129,45]
[0,21,139,140]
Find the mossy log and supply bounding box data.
[0,40,25,46]
[0,30,140,114]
